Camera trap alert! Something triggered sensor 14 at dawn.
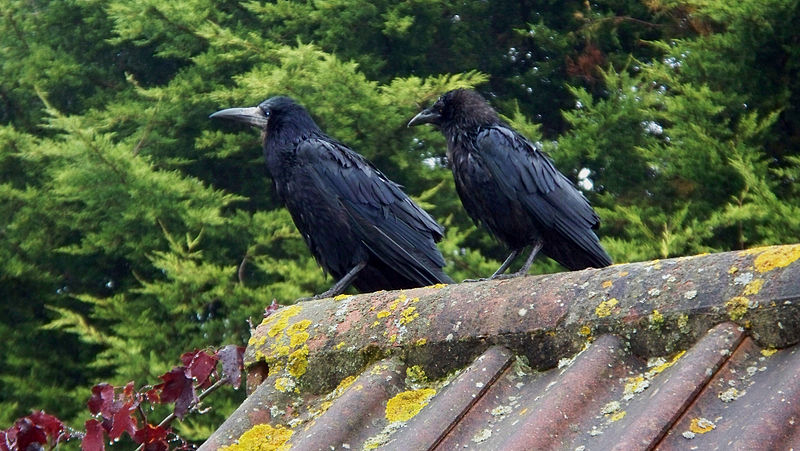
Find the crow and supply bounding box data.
[211,96,453,299]
[408,89,611,279]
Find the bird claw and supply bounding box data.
[462,277,490,283]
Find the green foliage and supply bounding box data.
[1,0,799,446]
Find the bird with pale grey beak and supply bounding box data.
[211,96,453,300]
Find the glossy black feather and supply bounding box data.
[417,89,611,271]
[248,97,452,293]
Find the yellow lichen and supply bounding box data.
[274,377,294,392]
[268,362,283,376]
[270,344,292,358]
[406,365,427,385]
[761,348,777,357]
[743,279,765,296]
[618,271,629,277]
[289,331,309,348]
[595,298,618,318]
[267,305,302,338]
[426,283,448,289]
[753,245,800,272]
[648,350,686,377]
[333,294,350,301]
[219,423,293,451]
[624,375,649,395]
[287,345,309,378]
[385,389,436,422]
[389,334,397,344]
[579,325,592,336]
[649,310,664,328]
[371,321,380,327]
[335,375,356,394]
[389,294,407,311]
[726,296,749,321]
[689,417,715,434]
[519,408,528,416]
[411,297,420,303]
[376,310,390,319]
[728,266,739,274]
[399,306,419,325]
[602,280,613,288]
[249,335,267,348]
[286,319,311,335]
[609,410,626,422]
[677,314,689,332]
[416,338,427,346]
[286,319,311,348]
[334,341,346,350]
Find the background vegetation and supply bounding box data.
[2,0,798,442]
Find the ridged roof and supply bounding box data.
[201,245,800,450]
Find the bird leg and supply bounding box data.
[494,240,543,280]
[299,261,367,301]
[490,249,522,279]
[463,249,521,282]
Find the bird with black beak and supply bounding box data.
[409,89,611,279]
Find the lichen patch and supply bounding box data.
[753,245,800,272]
[385,388,436,422]
[743,279,765,296]
[689,417,715,434]
[595,298,618,318]
[726,296,749,321]
[219,423,293,451]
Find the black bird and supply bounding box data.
[408,89,611,278]
[211,96,453,298]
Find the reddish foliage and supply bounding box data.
[6,343,247,450]
[88,383,115,416]
[0,411,68,451]
[133,424,169,451]
[154,368,196,419]
[218,345,245,388]
[264,299,280,318]
[82,419,104,451]
[181,350,219,389]
[565,43,606,84]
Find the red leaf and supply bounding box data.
[264,299,280,318]
[28,411,68,443]
[217,345,245,388]
[82,419,105,451]
[122,381,136,401]
[181,350,218,389]
[133,423,168,451]
[146,387,161,404]
[0,430,9,451]
[88,383,115,416]
[13,417,46,450]
[108,401,138,441]
[154,367,196,419]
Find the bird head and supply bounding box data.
[210,96,318,135]
[407,89,499,128]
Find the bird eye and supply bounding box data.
[259,107,271,117]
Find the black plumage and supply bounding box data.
[211,96,452,299]
[408,89,611,278]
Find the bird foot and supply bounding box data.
[491,270,528,280]
[462,271,528,283]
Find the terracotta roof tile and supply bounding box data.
[201,245,800,450]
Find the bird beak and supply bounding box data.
[407,108,441,127]
[209,106,269,128]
